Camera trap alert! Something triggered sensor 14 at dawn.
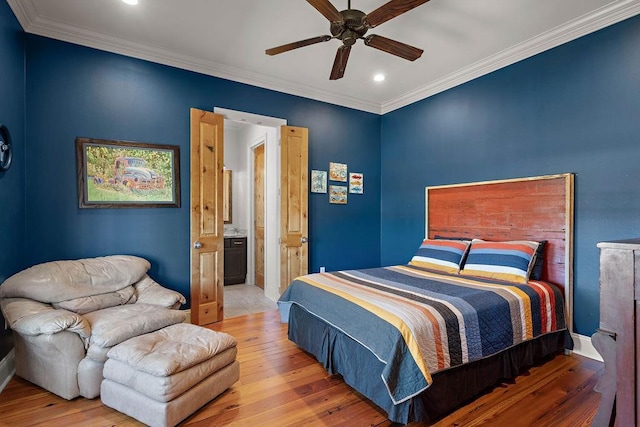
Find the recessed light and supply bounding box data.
[122,0,138,5]
[373,73,385,82]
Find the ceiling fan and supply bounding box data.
[266,0,430,80]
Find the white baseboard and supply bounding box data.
[571,332,602,362]
[0,349,16,394]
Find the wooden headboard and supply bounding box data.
[425,173,574,330]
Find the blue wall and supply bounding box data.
[24,35,381,307]
[0,0,25,357]
[380,15,640,336]
[0,1,25,283]
[11,8,640,336]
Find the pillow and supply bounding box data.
[460,239,540,284]
[434,235,472,266]
[409,239,471,274]
[529,240,547,280]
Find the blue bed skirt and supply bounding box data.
[287,303,570,424]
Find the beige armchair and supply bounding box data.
[0,255,187,400]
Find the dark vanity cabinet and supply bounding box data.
[224,237,247,285]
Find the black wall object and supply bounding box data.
[0,124,12,171]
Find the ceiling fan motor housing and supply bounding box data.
[266,0,427,80]
[331,9,368,45]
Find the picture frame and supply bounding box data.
[329,162,348,182]
[311,170,327,193]
[329,185,348,204]
[349,172,363,194]
[76,137,180,208]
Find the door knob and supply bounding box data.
[194,241,203,249]
[301,236,309,244]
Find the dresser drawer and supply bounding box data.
[229,238,245,247]
[224,237,246,248]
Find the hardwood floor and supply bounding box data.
[0,311,603,426]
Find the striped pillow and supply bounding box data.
[409,239,471,274]
[460,239,540,284]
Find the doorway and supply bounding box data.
[215,108,286,317]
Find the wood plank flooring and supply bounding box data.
[0,310,603,426]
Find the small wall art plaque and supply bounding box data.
[329,162,347,182]
[329,185,347,204]
[349,172,363,194]
[311,170,327,193]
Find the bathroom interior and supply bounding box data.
[222,119,278,318]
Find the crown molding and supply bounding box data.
[7,0,381,114]
[8,0,640,116]
[381,0,640,114]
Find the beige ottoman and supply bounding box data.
[100,323,239,427]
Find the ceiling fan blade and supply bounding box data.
[330,45,351,80]
[365,0,431,28]
[307,0,344,23]
[364,34,423,61]
[266,35,332,56]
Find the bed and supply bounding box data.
[278,174,574,424]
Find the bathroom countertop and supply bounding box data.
[224,233,247,238]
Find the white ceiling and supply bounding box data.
[7,0,640,114]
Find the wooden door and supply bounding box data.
[190,108,224,325]
[254,143,265,289]
[280,126,309,294]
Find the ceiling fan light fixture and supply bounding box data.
[121,0,138,5]
[268,0,429,80]
[373,73,385,82]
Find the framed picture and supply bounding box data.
[349,172,363,194]
[311,170,327,193]
[76,137,180,208]
[329,162,347,182]
[329,185,348,204]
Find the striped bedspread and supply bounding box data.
[278,265,567,405]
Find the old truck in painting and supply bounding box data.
[107,156,165,190]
